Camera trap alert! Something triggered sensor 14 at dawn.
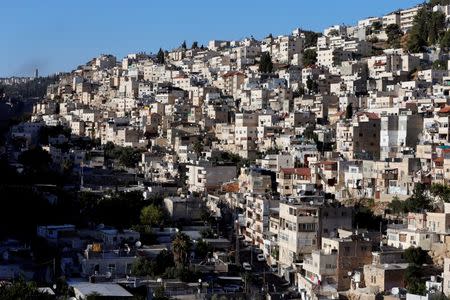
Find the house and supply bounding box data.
[163,196,203,221]
[69,282,133,299]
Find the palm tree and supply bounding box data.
[172,232,192,267]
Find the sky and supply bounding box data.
[0,0,424,77]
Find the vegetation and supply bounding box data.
[440,30,450,50]
[172,232,192,267]
[131,250,175,277]
[404,247,429,295]
[259,52,273,73]
[387,183,432,214]
[345,103,353,119]
[429,0,450,6]
[0,279,54,300]
[385,24,403,48]
[303,49,317,66]
[104,142,144,168]
[140,204,164,226]
[156,48,165,64]
[404,246,428,265]
[407,7,446,52]
[0,75,59,100]
[306,76,318,94]
[303,30,321,48]
[430,183,450,203]
[328,29,340,37]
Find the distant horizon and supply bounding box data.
[1,0,423,77]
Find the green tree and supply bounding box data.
[405,183,432,213]
[259,52,273,73]
[430,183,450,203]
[172,232,192,267]
[303,49,317,66]
[404,247,428,265]
[181,40,187,49]
[440,30,450,50]
[386,24,403,48]
[191,41,198,49]
[388,196,406,215]
[156,48,165,64]
[429,0,450,6]
[428,11,446,44]
[432,60,448,70]
[303,30,320,48]
[140,204,164,226]
[407,7,430,52]
[328,29,340,37]
[19,146,52,172]
[372,21,383,32]
[345,103,353,119]
[131,257,155,276]
[195,239,212,258]
[0,279,53,300]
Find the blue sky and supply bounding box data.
[1,0,423,77]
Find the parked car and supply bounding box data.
[242,262,252,271]
[257,254,265,261]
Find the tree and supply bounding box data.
[345,103,353,119]
[303,30,320,48]
[131,257,155,276]
[191,41,198,49]
[172,232,192,267]
[193,141,204,156]
[433,60,447,70]
[303,49,317,66]
[429,0,450,6]
[440,30,450,50]
[181,40,187,49]
[19,146,52,172]
[407,8,446,52]
[404,247,428,265]
[430,183,450,203]
[388,196,406,215]
[385,24,403,48]
[259,52,273,73]
[156,48,165,64]
[195,239,212,258]
[405,183,432,213]
[429,11,446,44]
[306,76,318,94]
[407,7,430,52]
[371,21,383,32]
[140,204,164,226]
[0,279,53,300]
[328,29,340,37]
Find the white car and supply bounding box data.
[257,254,265,261]
[242,262,252,271]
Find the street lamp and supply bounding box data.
[198,278,202,294]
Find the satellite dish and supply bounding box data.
[135,241,142,248]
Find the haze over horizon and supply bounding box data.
[1,0,423,77]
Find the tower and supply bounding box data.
[35,68,39,78]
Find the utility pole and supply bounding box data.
[235,219,239,265]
